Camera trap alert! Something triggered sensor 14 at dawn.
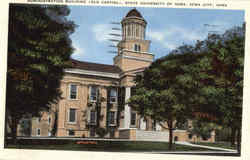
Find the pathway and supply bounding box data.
[175,141,237,152]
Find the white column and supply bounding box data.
[156,122,162,131]
[122,24,125,40]
[124,87,131,129]
[141,26,144,40]
[140,117,146,130]
[125,25,128,39]
[132,24,135,39]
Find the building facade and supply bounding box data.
[23,9,215,142]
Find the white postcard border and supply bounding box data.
[0,0,250,160]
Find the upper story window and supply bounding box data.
[87,110,97,125]
[90,86,98,102]
[134,44,141,52]
[108,111,116,126]
[110,88,117,103]
[69,84,77,99]
[68,108,76,123]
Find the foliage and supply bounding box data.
[188,120,216,141]
[6,4,76,141]
[170,25,244,152]
[215,127,232,142]
[184,26,244,152]
[128,52,200,150]
[128,25,244,151]
[19,117,31,136]
[96,127,108,138]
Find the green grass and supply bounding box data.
[6,141,221,152]
[192,142,236,150]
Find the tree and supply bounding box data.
[19,115,31,136]
[176,26,244,152]
[188,120,217,142]
[6,4,76,143]
[128,51,200,150]
[128,25,244,151]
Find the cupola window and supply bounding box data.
[128,25,131,36]
[136,25,139,37]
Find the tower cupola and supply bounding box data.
[121,8,147,40]
[113,9,154,72]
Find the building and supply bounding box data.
[21,8,215,142]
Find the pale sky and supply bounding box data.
[68,6,244,65]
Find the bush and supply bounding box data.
[96,128,107,138]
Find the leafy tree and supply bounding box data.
[128,25,244,151]
[19,116,31,136]
[6,4,76,143]
[176,25,244,152]
[128,51,201,150]
[188,120,217,142]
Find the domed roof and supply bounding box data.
[125,8,143,18]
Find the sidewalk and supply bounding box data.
[175,141,237,152]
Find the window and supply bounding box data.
[188,134,193,139]
[37,128,41,136]
[134,44,141,52]
[87,110,97,125]
[37,117,41,123]
[90,128,95,137]
[128,25,131,36]
[48,116,51,124]
[174,136,178,141]
[69,108,76,123]
[110,127,115,138]
[68,130,75,136]
[70,84,77,99]
[90,86,98,102]
[130,112,137,127]
[110,88,117,103]
[108,111,116,126]
[136,25,139,37]
[90,111,96,124]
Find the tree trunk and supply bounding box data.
[230,127,236,147]
[4,112,9,147]
[51,111,58,136]
[236,128,241,154]
[10,117,19,145]
[168,120,173,150]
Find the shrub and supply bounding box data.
[96,127,107,138]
